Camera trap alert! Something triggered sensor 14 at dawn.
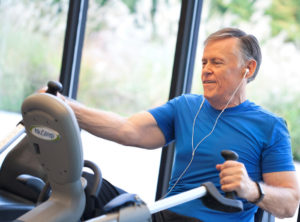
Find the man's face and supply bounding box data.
[201,38,246,108]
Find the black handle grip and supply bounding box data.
[202,182,243,212]
[221,150,239,199]
[46,81,63,96]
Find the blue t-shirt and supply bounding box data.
[149,94,295,222]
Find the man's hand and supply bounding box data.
[216,161,259,202]
[37,86,47,94]
[37,86,67,102]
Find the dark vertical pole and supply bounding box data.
[155,0,203,200]
[59,0,88,99]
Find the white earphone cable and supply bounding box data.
[161,69,248,199]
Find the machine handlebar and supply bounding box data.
[46,81,63,95]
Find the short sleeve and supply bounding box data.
[148,99,177,145]
[262,117,295,173]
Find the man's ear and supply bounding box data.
[245,59,257,79]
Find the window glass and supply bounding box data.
[77,0,181,203]
[0,0,68,140]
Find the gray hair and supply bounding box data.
[204,28,262,83]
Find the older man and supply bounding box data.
[65,28,299,221]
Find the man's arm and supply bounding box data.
[258,171,300,218]
[217,161,300,218]
[67,99,166,149]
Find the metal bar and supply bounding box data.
[155,0,203,200]
[0,123,25,155]
[86,214,118,222]
[149,186,206,214]
[59,0,89,99]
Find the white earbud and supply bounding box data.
[243,68,249,78]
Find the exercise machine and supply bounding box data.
[0,81,101,222]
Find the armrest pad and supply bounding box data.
[103,193,140,212]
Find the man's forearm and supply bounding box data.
[217,162,300,219]
[67,99,128,144]
[257,183,300,218]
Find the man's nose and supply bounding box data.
[202,64,213,76]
